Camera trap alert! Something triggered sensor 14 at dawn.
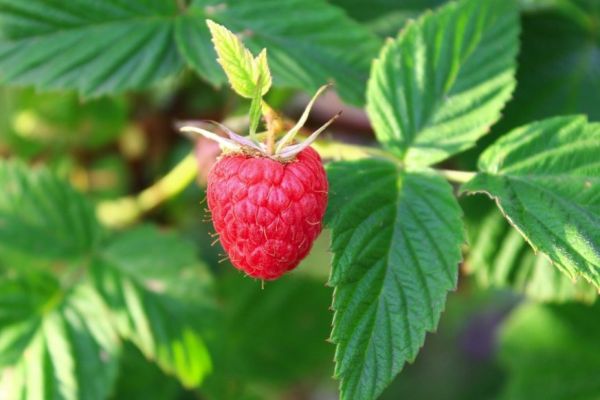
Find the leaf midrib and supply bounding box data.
[338,172,411,400]
[401,2,508,157]
[505,177,600,273]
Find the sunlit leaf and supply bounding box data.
[463,115,600,290]
[0,0,183,96]
[92,225,213,388]
[0,279,120,400]
[206,20,271,99]
[367,0,519,166]
[466,208,597,303]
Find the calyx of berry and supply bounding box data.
[178,84,340,161]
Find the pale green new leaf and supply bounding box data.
[92,225,213,388]
[326,159,464,400]
[499,302,600,399]
[176,0,381,106]
[0,279,120,400]
[248,84,264,138]
[206,20,271,99]
[462,115,600,290]
[366,0,519,166]
[467,209,597,303]
[253,49,272,94]
[0,0,183,97]
[0,160,102,262]
[248,50,271,137]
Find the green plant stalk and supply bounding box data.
[96,152,198,228]
[96,139,476,228]
[437,169,476,183]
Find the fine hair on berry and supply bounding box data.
[207,147,328,280]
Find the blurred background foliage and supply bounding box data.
[0,0,598,399]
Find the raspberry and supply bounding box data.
[207,147,328,280]
[180,83,337,279]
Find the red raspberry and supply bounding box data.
[207,147,328,280]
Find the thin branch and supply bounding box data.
[437,169,476,184]
[97,152,198,228]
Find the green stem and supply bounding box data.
[311,140,396,162]
[95,136,476,228]
[316,140,476,183]
[437,169,476,183]
[96,152,198,228]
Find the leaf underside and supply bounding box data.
[466,208,597,303]
[0,161,213,398]
[501,3,600,127]
[0,0,380,105]
[0,277,120,400]
[0,0,183,97]
[92,226,213,388]
[463,115,600,290]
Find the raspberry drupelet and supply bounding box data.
[207,147,328,279]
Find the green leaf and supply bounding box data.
[202,272,332,400]
[176,0,381,106]
[325,159,464,400]
[0,162,212,395]
[92,225,213,388]
[518,0,559,11]
[248,50,271,137]
[330,0,447,37]
[175,8,224,86]
[0,278,120,400]
[206,20,271,99]
[248,87,264,138]
[0,0,378,102]
[503,1,600,125]
[0,1,183,97]
[462,115,600,290]
[466,208,597,303]
[0,160,119,400]
[0,88,129,153]
[499,301,600,400]
[253,49,272,93]
[366,0,519,166]
[206,19,256,98]
[0,160,102,262]
[112,343,183,400]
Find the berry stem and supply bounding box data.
[266,128,275,155]
[96,152,198,228]
[437,169,476,183]
[263,102,281,155]
[97,119,476,228]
